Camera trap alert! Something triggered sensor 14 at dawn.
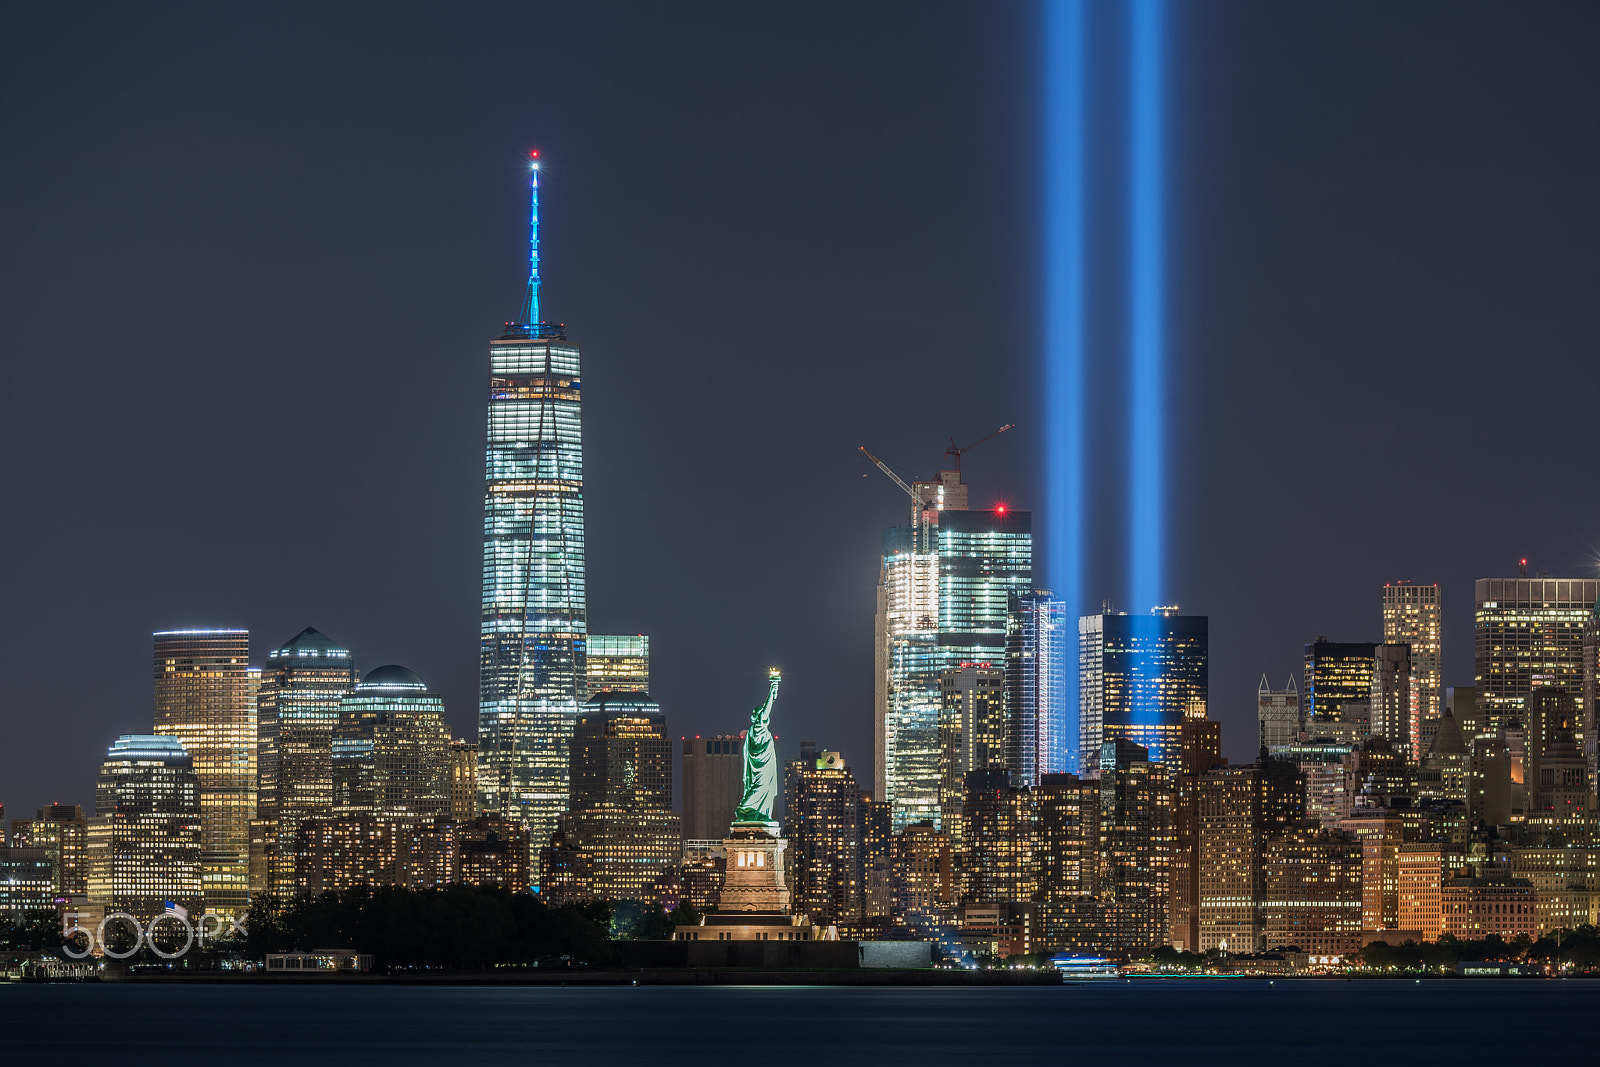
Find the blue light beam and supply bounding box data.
[1044,0,1086,774]
[1128,0,1164,614]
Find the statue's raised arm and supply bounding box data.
[732,668,782,827]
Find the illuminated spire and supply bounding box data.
[518,149,542,324]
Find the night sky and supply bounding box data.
[3,2,1598,814]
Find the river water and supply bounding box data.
[2,979,1592,1064]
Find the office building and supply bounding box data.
[1078,609,1207,770]
[333,665,450,820]
[1006,590,1071,785]
[253,627,357,896]
[479,156,588,879]
[1341,808,1406,933]
[8,804,88,896]
[1370,643,1414,759]
[1303,639,1376,723]
[1475,576,1600,734]
[891,821,954,923]
[938,664,1004,847]
[0,847,53,917]
[1261,822,1363,955]
[1096,738,1173,955]
[682,734,743,843]
[875,477,1033,833]
[449,740,479,822]
[1258,676,1301,752]
[1397,841,1466,940]
[961,768,1037,905]
[787,750,865,927]
[563,692,680,899]
[1383,582,1442,753]
[152,629,255,914]
[1441,870,1538,940]
[1511,847,1600,934]
[1196,759,1305,953]
[1417,709,1468,803]
[585,635,649,698]
[86,735,202,923]
[1169,713,1222,951]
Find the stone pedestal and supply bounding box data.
[675,823,820,942]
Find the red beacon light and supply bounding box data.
[995,503,1008,515]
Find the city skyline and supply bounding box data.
[5,2,1600,819]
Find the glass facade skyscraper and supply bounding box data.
[479,156,587,883]
[1078,609,1207,771]
[152,629,254,915]
[87,735,202,923]
[333,665,450,820]
[876,487,1032,833]
[1474,577,1599,733]
[1006,590,1071,785]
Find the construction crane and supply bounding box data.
[944,423,1015,473]
[858,446,937,544]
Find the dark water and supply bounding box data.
[2,980,1594,1065]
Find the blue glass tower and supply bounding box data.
[478,151,587,881]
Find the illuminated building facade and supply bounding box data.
[1341,808,1405,932]
[253,627,357,896]
[938,664,1004,847]
[449,740,479,822]
[1261,823,1363,955]
[86,735,202,923]
[1006,590,1071,785]
[876,491,1033,833]
[1511,847,1600,934]
[333,665,449,820]
[8,804,88,896]
[1370,643,1414,760]
[1169,713,1222,951]
[1303,639,1376,724]
[1258,676,1300,752]
[1196,760,1304,953]
[1383,582,1441,754]
[584,635,649,698]
[1474,577,1599,732]
[479,154,588,880]
[563,692,680,899]
[787,751,865,927]
[891,822,954,922]
[1441,871,1538,940]
[961,768,1037,905]
[682,734,743,843]
[1397,841,1465,940]
[459,812,530,892]
[0,847,54,915]
[1096,738,1172,955]
[1078,609,1206,770]
[153,629,255,914]
[1036,772,1097,903]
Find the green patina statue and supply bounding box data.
[732,668,782,827]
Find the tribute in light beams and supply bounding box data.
[1044,0,1086,774]
[1128,0,1164,614]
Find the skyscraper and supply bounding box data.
[86,735,202,923]
[1095,738,1173,956]
[1474,576,1600,732]
[937,663,1005,846]
[1006,590,1071,785]
[1303,638,1377,723]
[333,665,449,819]
[479,154,588,879]
[562,692,680,899]
[875,481,1033,832]
[1077,609,1207,770]
[8,804,88,897]
[682,734,744,844]
[153,629,255,914]
[1370,643,1414,759]
[253,627,357,896]
[448,740,479,823]
[585,635,649,698]
[1383,582,1441,751]
[1257,676,1300,751]
[787,750,865,928]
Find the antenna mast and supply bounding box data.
[518,149,542,325]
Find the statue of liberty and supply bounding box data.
[732,668,781,828]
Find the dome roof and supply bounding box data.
[358,664,427,691]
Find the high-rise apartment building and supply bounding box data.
[1258,676,1301,751]
[1383,582,1441,752]
[563,692,680,899]
[937,664,1005,846]
[1303,639,1377,723]
[874,473,1032,833]
[152,629,255,915]
[1096,738,1173,955]
[682,734,743,843]
[584,635,649,698]
[962,768,1037,905]
[1078,610,1207,770]
[1196,760,1305,953]
[9,804,88,897]
[253,627,357,896]
[479,156,588,877]
[1006,591,1071,785]
[87,735,202,922]
[1169,713,1222,951]
[333,666,449,820]
[1261,823,1363,955]
[1475,576,1600,733]
[787,751,865,928]
[1370,643,1414,759]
